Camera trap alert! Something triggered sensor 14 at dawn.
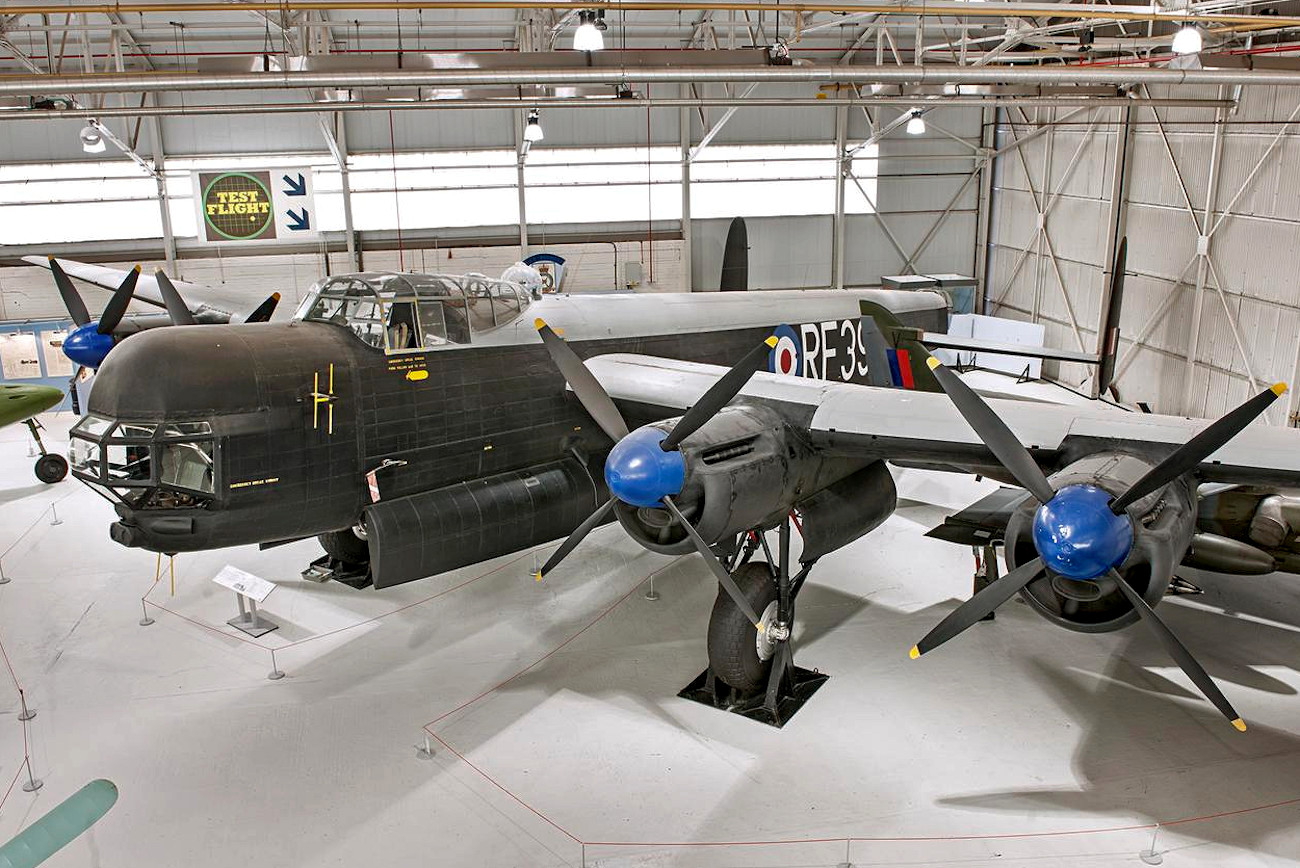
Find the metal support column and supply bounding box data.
[1183,91,1228,415]
[973,106,997,312]
[515,109,529,257]
[335,113,360,270]
[146,95,176,276]
[833,104,848,289]
[680,85,693,291]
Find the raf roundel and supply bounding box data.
[768,324,802,377]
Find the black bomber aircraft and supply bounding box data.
[66,264,1300,730]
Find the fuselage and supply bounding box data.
[70,277,947,555]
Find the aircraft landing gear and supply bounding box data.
[25,419,67,484]
[301,526,372,588]
[679,514,829,728]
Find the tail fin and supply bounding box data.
[718,217,748,291]
[1096,237,1127,397]
[859,300,940,391]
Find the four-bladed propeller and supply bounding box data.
[913,354,1287,731]
[533,318,776,628]
[49,260,282,370]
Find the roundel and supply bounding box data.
[768,324,802,377]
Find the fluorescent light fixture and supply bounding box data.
[1172,24,1203,55]
[905,110,926,135]
[573,10,604,52]
[869,82,886,95]
[523,109,544,142]
[79,124,106,154]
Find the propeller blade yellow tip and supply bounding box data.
[271,292,281,301]
[1232,717,1247,732]
[533,571,543,582]
[909,645,921,660]
[1271,382,1287,397]
[925,357,941,371]
[132,264,142,273]
[534,318,547,330]
[755,623,764,632]
[765,336,779,348]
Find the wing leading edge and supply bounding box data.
[582,353,1300,489]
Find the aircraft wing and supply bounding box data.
[584,353,1300,489]
[22,256,238,319]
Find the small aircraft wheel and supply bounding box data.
[707,562,780,693]
[34,453,68,484]
[319,528,369,564]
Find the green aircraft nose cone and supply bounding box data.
[0,384,64,429]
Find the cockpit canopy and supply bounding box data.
[295,272,534,353]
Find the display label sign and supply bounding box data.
[0,332,41,380]
[212,564,276,603]
[194,168,318,244]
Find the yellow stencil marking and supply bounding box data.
[406,370,429,382]
[311,363,337,435]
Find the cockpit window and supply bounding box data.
[296,272,531,353]
[159,442,214,494]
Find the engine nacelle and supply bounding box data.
[614,404,872,555]
[1005,452,1195,633]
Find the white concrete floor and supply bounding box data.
[1,413,1299,867]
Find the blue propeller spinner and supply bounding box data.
[62,324,115,370]
[604,427,686,509]
[1031,483,1133,580]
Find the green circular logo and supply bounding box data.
[202,172,274,241]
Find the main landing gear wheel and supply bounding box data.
[707,562,780,692]
[318,528,369,564]
[34,453,68,484]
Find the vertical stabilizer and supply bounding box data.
[719,217,748,291]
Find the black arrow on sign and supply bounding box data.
[282,173,307,196]
[287,209,311,231]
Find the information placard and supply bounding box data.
[211,565,276,603]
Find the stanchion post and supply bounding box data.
[0,558,9,585]
[267,648,285,681]
[644,573,660,602]
[1139,824,1163,864]
[416,732,435,760]
[17,689,35,722]
[837,837,853,867]
[139,599,154,627]
[21,756,42,793]
[48,504,62,527]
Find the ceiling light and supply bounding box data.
[1172,24,1203,55]
[573,10,604,52]
[869,82,886,95]
[523,109,544,143]
[79,123,106,154]
[906,110,926,135]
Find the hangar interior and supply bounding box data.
[2,2,1300,866]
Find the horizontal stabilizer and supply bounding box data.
[920,333,1101,366]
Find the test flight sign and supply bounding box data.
[194,168,318,244]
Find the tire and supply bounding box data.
[319,528,369,564]
[707,562,780,693]
[34,453,68,484]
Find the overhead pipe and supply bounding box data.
[0,95,1234,122]
[1,3,1298,29]
[5,64,1300,97]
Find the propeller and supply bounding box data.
[913,354,1286,731]
[533,318,776,628]
[154,270,197,326]
[243,292,281,324]
[48,258,91,327]
[96,265,141,335]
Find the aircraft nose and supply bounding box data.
[1,384,63,417]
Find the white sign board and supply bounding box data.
[193,168,318,244]
[212,565,276,603]
[0,332,42,380]
[40,330,74,377]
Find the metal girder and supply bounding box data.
[0,34,159,179]
[688,82,758,162]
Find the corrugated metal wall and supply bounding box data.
[987,89,1300,424]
